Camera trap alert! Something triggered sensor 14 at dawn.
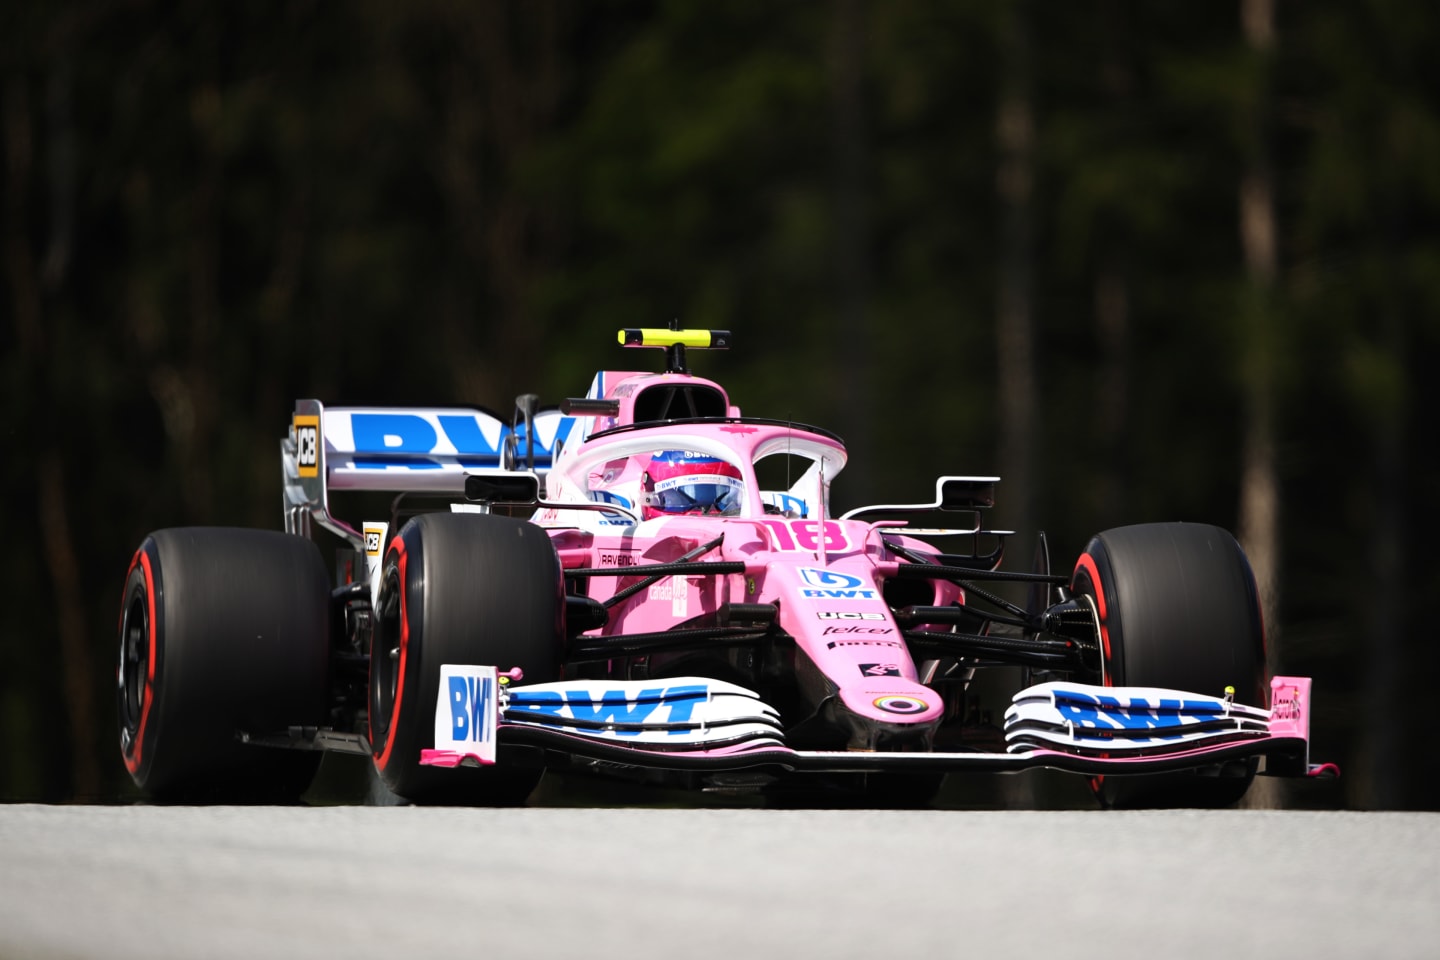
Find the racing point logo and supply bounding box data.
[798,567,878,600]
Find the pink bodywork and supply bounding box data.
[535,372,964,734]
[554,514,950,727]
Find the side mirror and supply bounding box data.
[938,477,996,510]
[514,393,540,471]
[464,473,540,505]
[560,397,621,417]
[839,475,998,522]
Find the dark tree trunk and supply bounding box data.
[996,0,1037,537]
[995,0,1038,808]
[1237,0,1282,809]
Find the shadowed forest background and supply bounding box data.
[3,0,1437,808]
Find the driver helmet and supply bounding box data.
[641,451,744,519]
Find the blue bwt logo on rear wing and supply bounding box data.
[329,408,578,476]
[284,400,579,494]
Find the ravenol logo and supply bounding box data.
[798,567,878,601]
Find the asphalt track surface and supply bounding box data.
[2,797,1436,960]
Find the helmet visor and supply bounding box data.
[650,475,743,515]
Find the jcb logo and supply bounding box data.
[365,531,382,555]
[294,415,320,478]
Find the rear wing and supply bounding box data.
[282,399,579,547]
[283,328,734,546]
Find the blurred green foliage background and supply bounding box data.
[3,0,1437,807]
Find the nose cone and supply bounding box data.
[837,677,944,726]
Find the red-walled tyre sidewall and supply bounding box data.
[1071,522,1266,809]
[367,513,563,804]
[116,528,330,801]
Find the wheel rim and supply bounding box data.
[1078,593,1105,684]
[370,567,402,743]
[118,586,149,754]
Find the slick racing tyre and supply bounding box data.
[368,513,563,804]
[117,528,330,802]
[1071,522,1266,809]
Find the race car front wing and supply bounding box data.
[418,669,1336,780]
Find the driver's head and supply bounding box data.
[641,451,744,519]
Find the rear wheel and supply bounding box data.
[1071,522,1266,808]
[368,512,563,804]
[117,528,330,802]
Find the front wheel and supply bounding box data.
[368,512,564,804]
[1071,522,1266,808]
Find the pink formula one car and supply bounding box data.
[117,327,1334,807]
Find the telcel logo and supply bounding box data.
[798,567,878,600]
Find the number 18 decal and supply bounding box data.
[761,519,849,552]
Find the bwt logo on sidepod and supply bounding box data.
[798,567,878,600]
